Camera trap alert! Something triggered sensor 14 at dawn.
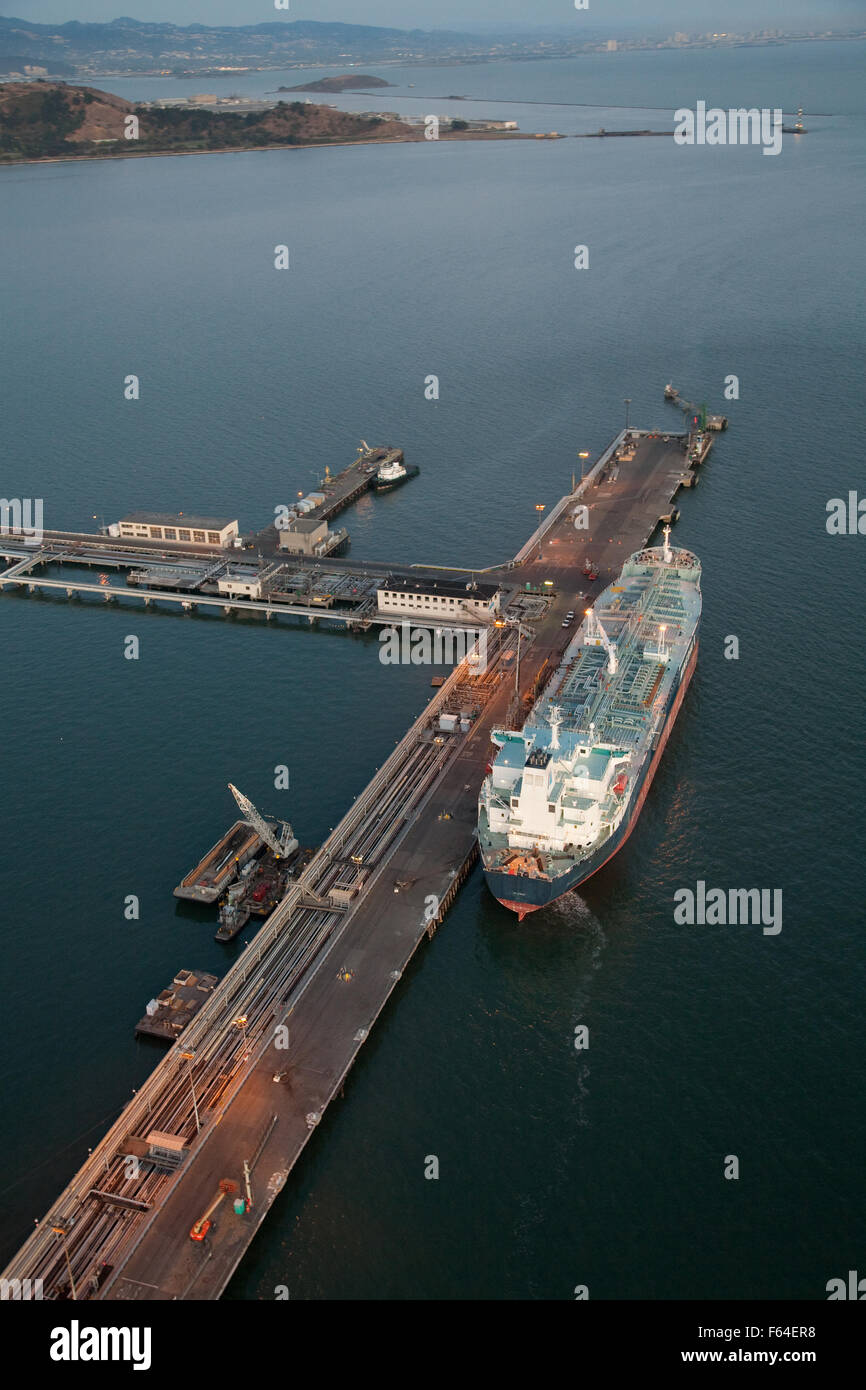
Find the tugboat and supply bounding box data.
[215,882,251,942]
[374,450,420,493]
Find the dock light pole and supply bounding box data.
[624,399,631,432]
[233,1014,249,1057]
[51,1224,77,1301]
[179,1049,201,1133]
[578,450,590,485]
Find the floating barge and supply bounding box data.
[135,969,219,1042]
[174,821,262,903]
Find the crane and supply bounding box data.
[189,1179,238,1242]
[228,784,298,860]
[584,608,618,675]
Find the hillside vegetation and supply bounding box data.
[0,82,416,161]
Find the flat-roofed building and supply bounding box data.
[279,517,329,555]
[217,569,262,599]
[377,576,500,622]
[116,513,239,547]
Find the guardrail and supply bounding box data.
[511,431,628,565]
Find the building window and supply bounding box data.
[193,530,205,542]
[207,532,220,544]
[178,529,191,541]
[164,528,177,540]
[149,527,163,539]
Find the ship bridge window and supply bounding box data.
[510,797,519,808]
[548,803,555,813]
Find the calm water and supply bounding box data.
[1,42,864,1300]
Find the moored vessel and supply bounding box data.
[478,528,701,918]
[373,451,420,492]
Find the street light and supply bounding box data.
[624,398,631,431]
[233,1015,249,1056]
[179,1049,201,1133]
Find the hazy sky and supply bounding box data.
[4,0,863,31]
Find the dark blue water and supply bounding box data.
[1,42,864,1299]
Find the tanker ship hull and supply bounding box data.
[483,640,698,918]
[477,535,702,920]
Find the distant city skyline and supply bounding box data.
[4,1,864,33]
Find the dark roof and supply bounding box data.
[120,513,236,529]
[379,576,499,601]
[287,517,327,533]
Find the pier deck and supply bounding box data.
[1,428,711,1300]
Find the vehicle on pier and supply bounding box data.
[189,1180,238,1242]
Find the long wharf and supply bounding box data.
[0,428,710,1299]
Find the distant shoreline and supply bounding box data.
[35,30,866,83]
[0,129,543,169]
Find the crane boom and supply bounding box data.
[585,608,618,675]
[228,784,294,859]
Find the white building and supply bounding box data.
[377,576,500,623]
[116,513,239,547]
[216,569,262,599]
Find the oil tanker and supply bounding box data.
[478,528,701,918]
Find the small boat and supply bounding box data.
[374,455,420,492]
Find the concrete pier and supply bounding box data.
[0,428,711,1301]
